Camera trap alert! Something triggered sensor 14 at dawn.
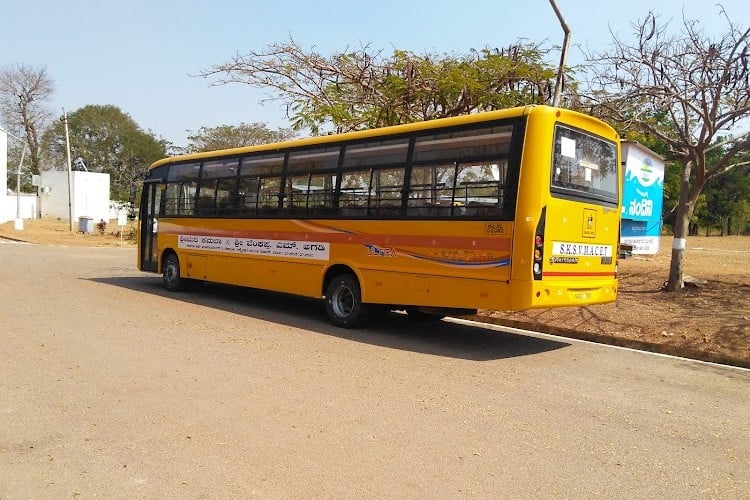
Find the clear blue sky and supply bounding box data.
[2,0,747,148]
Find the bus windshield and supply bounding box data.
[551,125,618,206]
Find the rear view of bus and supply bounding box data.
[511,107,621,310]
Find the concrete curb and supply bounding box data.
[471,315,750,370]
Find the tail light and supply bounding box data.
[615,222,621,278]
[533,208,546,280]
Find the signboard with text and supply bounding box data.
[178,234,330,261]
[620,142,665,255]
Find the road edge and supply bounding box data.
[470,314,750,370]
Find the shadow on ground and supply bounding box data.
[87,275,570,362]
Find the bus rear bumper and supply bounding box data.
[510,279,619,310]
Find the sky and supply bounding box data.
[2,0,748,148]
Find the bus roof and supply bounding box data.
[149,105,614,170]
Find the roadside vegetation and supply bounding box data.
[1,5,748,297]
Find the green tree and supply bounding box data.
[731,200,750,234]
[43,105,167,201]
[703,162,750,235]
[199,38,558,134]
[184,122,296,153]
[583,9,750,291]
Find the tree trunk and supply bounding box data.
[666,160,697,292]
[666,203,689,291]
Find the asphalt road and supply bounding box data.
[1,241,748,499]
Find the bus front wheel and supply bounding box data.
[325,274,367,328]
[163,253,185,292]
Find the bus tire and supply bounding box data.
[325,274,367,328]
[162,253,185,292]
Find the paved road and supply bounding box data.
[1,242,748,499]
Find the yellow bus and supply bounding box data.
[138,105,621,327]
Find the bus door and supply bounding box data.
[139,179,162,272]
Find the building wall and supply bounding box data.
[0,130,7,223]
[2,194,37,220]
[39,170,110,222]
[1,131,39,222]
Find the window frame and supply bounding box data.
[550,123,619,208]
[153,117,525,221]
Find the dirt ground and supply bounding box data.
[475,236,750,368]
[0,217,139,247]
[1,218,748,367]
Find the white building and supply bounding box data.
[1,129,111,224]
[0,129,7,223]
[39,170,110,222]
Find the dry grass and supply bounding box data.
[476,235,749,367]
[0,217,138,247]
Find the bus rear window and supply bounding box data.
[551,125,618,205]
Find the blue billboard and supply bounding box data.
[620,142,665,254]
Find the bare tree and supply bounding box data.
[0,63,55,176]
[583,9,750,291]
[198,38,556,134]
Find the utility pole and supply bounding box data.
[62,109,74,231]
[549,0,571,107]
[15,143,27,227]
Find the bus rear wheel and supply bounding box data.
[162,253,185,292]
[325,274,367,328]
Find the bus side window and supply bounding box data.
[407,163,457,218]
[196,179,217,217]
[285,172,336,217]
[216,178,239,216]
[239,154,285,216]
[258,177,282,215]
[453,160,509,219]
[285,175,308,215]
[179,181,197,216]
[238,177,260,215]
[162,183,179,216]
[163,181,197,216]
[372,167,404,217]
[339,169,371,217]
[164,162,200,216]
